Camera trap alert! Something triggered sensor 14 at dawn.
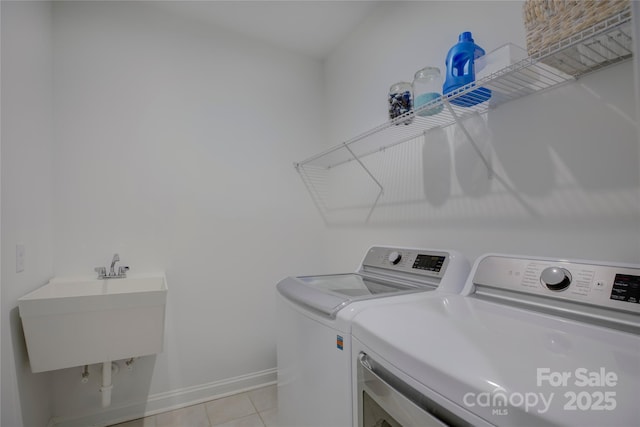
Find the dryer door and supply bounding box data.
[357,352,459,427]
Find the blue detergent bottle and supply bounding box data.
[443,31,491,107]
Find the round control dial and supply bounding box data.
[388,251,402,265]
[540,267,572,291]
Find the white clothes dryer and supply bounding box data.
[276,246,470,427]
[351,253,640,426]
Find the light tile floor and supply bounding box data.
[110,385,279,427]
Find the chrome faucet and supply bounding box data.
[95,253,129,279]
[110,253,120,276]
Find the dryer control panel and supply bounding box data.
[472,255,640,315]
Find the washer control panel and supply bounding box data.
[472,255,640,314]
[363,247,449,279]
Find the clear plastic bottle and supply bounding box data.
[388,81,413,125]
[413,67,443,116]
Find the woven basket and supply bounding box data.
[523,0,629,55]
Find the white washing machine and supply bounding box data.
[276,246,470,427]
[351,253,640,426]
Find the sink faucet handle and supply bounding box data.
[118,266,129,277]
[94,267,106,278]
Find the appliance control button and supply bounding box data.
[541,267,572,291]
[388,251,402,265]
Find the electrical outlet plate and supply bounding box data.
[16,244,25,273]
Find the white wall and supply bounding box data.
[634,2,640,173]
[322,1,640,270]
[49,1,326,424]
[2,1,639,425]
[1,1,55,426]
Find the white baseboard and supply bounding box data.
[50,368,277,427]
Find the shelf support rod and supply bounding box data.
[294,163,330,225]
[443,100,494,179]
[344,143,384,222]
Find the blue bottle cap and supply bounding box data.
[459,31,474,42]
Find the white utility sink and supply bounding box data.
[18,275,167,373]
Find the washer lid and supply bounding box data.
[352,294,640,426]
[277,273,427,318]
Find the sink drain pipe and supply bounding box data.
[100,361,113,407]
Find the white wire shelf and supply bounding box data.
[295,7,633,171]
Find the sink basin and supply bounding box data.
[18,275,167,373]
